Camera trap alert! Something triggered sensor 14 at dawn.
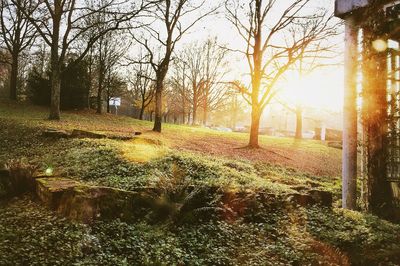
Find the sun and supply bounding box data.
[278,67,344,111]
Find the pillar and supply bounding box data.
[342,17,358,210]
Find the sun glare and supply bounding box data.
[279,68,344,111]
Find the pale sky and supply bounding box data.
[172,0,345,112]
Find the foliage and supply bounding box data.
[1,102,399,265]
[27,59,90,110]
[2,196,400,265]
[306,207,400,265]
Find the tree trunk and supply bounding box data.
[202,93,208,126]
[249,104,261,148]
[192,93,198,126]
[295,106,303,139]
[96,83,103,114]
[150,110,154,122]
[153,86,162,132]
[48,3,62,120]
[9,52,19,101]
[153,69,166,132]
[182,97,186,125]
[139,100,145,120]
[49,61,61,120]
[106,90,110,113]
[97,69,104,114]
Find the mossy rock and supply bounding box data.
[57,185,146,223]
[36,178,80,209]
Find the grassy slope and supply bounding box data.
[1,101,400,265]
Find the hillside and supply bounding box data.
[1,101,399,265]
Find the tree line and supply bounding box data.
[0,0,339,147]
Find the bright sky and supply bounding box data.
[176,0,345,112]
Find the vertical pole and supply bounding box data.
[342,17,358,210]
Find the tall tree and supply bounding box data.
[0,0,36,100]
[177,39,229,126]
[94,30,128,114]
[200,38,229,126]
[131,0,218,132]
[13,0,148,119]
[226,0,337,148]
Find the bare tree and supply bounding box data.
[180,43,204,125]
[169,58,189,124]
[280,15,340,139]
[130,63,154,120]
[226,0,338,148]
[94,31,129,114]
[12,0,149,119]
[175,39,229,126]
[0,0,36,100]
[200,38,230,126]
[131,0,219,132]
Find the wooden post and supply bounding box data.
[342,17,359,210]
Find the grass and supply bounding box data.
[1,101,399,265]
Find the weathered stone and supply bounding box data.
[57,186,140,223]
[70,129,106,139]
[287,190,333,207]
[287,193,314,207]
[42,128,70,138]
[308,189,333,207]
[36,178,80,209]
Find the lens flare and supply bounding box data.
[372,39,387,52]
[45,167,53,176]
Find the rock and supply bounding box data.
[70,129,106,139]
[36,177,146,223]
[42,128,70,138]
[308,189,332,207]
[57,186,140,223]
[287,193,314,207]
[36,178,80,209]
[287,190,332,207]
[134,132,142,136]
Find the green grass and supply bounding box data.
[1,101,399,265]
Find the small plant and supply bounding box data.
[5,158,39,195]
[144,164,223,224]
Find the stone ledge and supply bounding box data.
[34,177,333,224]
